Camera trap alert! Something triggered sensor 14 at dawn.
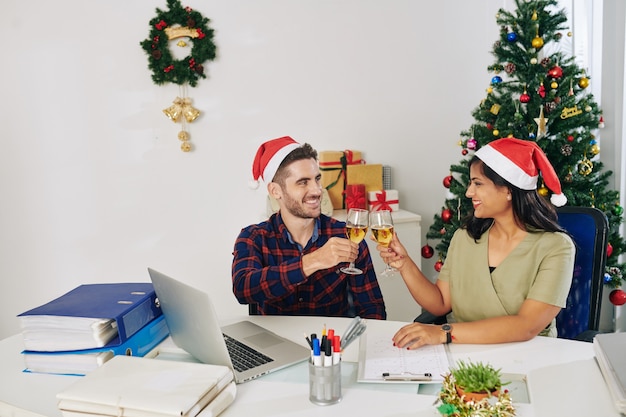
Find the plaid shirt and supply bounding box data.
[232,212,386,319]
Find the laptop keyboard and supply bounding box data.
[223,334,274,372]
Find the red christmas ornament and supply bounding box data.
[434,260,444,272]
[609,289,626,306]
[442,208,453,223]
[461,149,468,156]
[440,228,446,235]
[519,92,531,103]
[567,135,574,142]
[547,65,563,79]
[421,244,434,259]
[443,175,453,188]
[607,242,614,258]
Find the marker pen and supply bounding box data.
[312,338,322,366]
[332,335,341,364]
[323,341,333,367]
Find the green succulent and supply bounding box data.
[451,360,508,393]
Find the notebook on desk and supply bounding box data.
[148,268,310,384]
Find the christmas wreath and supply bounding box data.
[140,0,217,87]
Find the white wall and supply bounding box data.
[0,0,549,339]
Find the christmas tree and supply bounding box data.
[423,0,626,306]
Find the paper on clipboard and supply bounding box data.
[357,333,450,384]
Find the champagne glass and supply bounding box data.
[340,208,369,275]
[370,210,396,277]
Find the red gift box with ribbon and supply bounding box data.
[344,184,367,210]
[319,150,364,209]
[368,189,400,212]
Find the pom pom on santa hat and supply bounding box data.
[248,136,301,189]
[474,138,567,207]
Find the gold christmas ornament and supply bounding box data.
[590,144,600,156]
[578,77,589,88]
[163,97,201,123]
[178,130,190,141]
[181,141,192,152]
[530,57,538,65]
[531,36,544,49]
[534,106,547,138]
[578,157,593,176]
[176,40,188,47]
[538,184,549,197]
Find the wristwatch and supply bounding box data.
[441,323,453,344]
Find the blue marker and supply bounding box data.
[312,337,322,366]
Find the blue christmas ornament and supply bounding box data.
[604,273,613,284]
[590,138,597,145]
[529,132,536,139]
[507,32,518,42]
[491,76,503,84]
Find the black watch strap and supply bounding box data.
[442,323,452,344]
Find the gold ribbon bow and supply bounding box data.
[163,97,200,123]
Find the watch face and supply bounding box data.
[442,324,451,331]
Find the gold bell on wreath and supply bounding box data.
[183,105,200,123]
[163,97,201,123]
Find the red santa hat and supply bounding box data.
[474,138,567,207]
[249,136,301,189]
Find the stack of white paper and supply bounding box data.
[594,332,626,414]
[56,355,236,417]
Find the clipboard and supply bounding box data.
[357,333,450,384]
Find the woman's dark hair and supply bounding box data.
[463,156,566,240]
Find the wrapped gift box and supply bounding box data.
[344,184,367,210]
[319,150,363,209]
[346,164,383,193]
[368,189,400,212]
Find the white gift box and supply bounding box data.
[368,189,399,212]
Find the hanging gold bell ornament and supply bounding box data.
[163,97,200,123]
[163,96,201,152]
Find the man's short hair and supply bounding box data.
[272,143,318,185]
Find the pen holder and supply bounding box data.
[308,360,342,405]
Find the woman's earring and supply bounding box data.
[507,195,512,201]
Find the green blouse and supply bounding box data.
[438,227,575,337]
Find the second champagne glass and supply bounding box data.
[340,208,369,275]
[370,210,396,277]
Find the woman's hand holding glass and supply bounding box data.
[369,210,397,277]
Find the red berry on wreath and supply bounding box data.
[434,260,444,272]
[421,245,434,259]
[609,289,626,306]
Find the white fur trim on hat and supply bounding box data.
[474,144,537,190]
[262,143,300,184]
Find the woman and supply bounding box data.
[380,138,575,348]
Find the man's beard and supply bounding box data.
[282,191,321,219]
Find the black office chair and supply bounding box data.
[555,206,609,342]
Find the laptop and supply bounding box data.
[147,268,310,383]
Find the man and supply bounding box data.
[232,136,386,319]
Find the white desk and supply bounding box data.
[0,316,619,417]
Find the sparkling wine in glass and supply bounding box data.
[340,208,369,275]
[370,210,397,277]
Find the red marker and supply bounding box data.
[332,335,341,364]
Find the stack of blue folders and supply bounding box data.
[18,283,169,376]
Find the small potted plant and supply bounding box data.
[436,360,515,417]
[452,360,505,401]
